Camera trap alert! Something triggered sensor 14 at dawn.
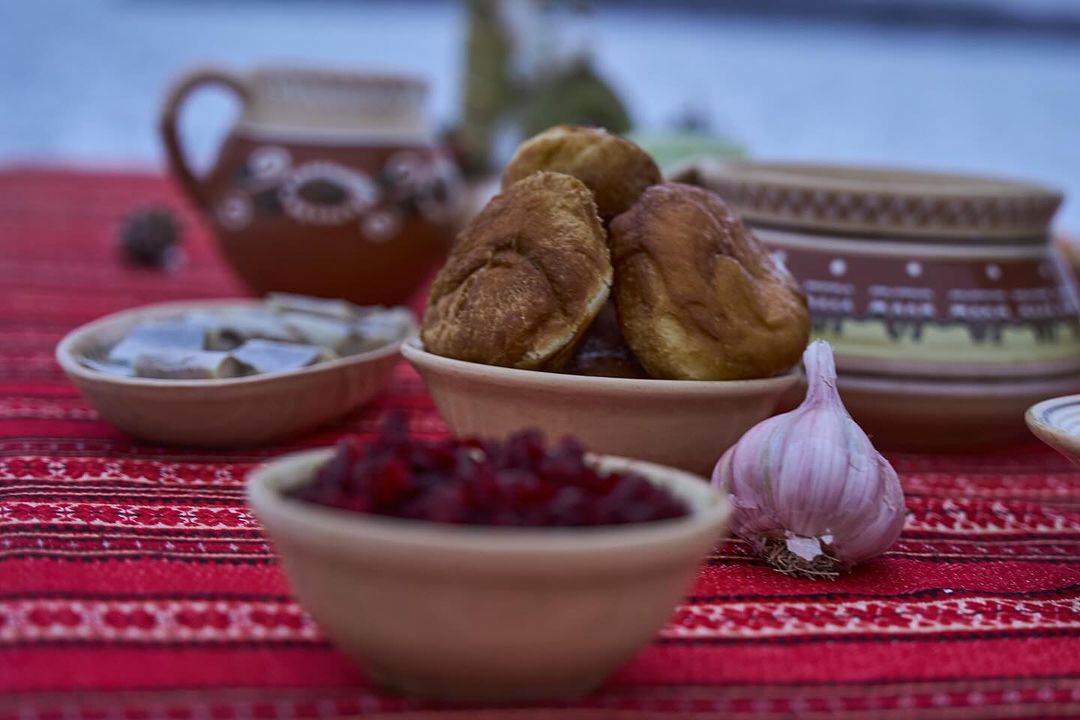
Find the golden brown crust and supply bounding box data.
[609,183,809,380]
[501,125,662,221]
[422,172,611,370]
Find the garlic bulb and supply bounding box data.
[712,340,906,579]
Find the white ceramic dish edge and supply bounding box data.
[1026,394,1080,463]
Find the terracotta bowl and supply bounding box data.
[676,160,1077,449]
[402,337,799,475]
[55,299,413,447]
[1026,394,1080,464]
[839,374,1080,450]
[247,447,730,703]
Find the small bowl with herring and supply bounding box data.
[55,293,415,446]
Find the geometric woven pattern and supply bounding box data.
[1,170,1079,719]
[705,173,1061,239]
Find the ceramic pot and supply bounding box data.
[676,160,1080,448]
[161,66,463,305]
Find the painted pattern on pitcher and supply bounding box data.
[218,145,461,243]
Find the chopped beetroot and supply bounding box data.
[288,415,689,526]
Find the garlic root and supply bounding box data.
[763,536,841,581]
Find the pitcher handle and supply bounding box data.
[159,67,249,209]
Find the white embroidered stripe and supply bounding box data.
[0,598,320,643]
[2,595,1078,644]
[664,595,1080,639]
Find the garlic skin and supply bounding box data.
[712,340,906,579]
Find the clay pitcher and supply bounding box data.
[160,66,463,305]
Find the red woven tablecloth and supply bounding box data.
[2,169,1079,719]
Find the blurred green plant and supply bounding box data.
[452,0,630,177]
[455,0,516,176]
[449,0,744,178]
[520,58,631,138]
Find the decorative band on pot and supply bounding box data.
[761,227,1080,379]
[683,161,1063,241]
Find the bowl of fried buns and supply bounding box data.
[403,125,808,474]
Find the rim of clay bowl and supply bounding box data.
[1026,394,1080,455]
[401,336,800,397]
[839,371,1080,398]
[708,161,1062,199]
[247,447,731,557]
[677,160,1062,240]
[55,298,415,390]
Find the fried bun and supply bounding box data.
[502,125,661,222]
[609,183,809,380]
[422,172,612,370]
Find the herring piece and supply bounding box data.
[133,350,243,380]
[80,356,136,378]
[230,339,333,375]
[353,307,413,349]
[187,308,301,350]
[266,292,360,321]
[109,320,207,364]
[278,312,365,355]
